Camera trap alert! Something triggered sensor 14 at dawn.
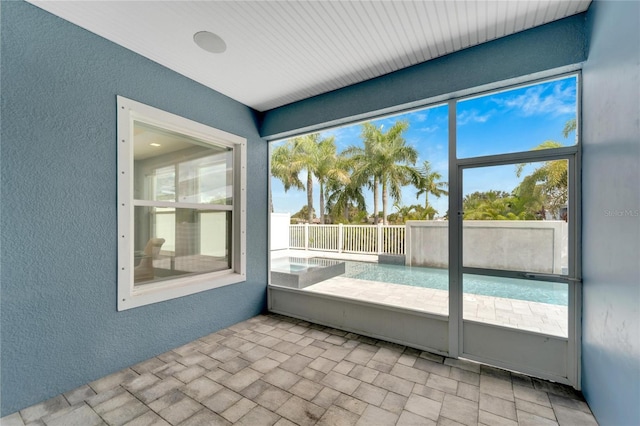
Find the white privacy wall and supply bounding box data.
[406,220,567,274]
[270,213,291,251]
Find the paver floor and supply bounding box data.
[2,314,597,426]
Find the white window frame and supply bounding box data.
[117,96,246,311]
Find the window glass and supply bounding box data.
[118,96,246,310]
[133,121,232,205]
[457,76,578,158]
[133,207,231,287]
[462,160,570,275]
[269,103,451,316]
[152,166,175,202]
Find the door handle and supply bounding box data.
[523,272,582,283]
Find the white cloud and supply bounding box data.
[457,109,493,125]
[493,82,576,116]
[419,125,439,133]
[320,125,362,150]
[413,112,429,122]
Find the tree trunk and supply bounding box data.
[425,195,432,219]
[319,182,325,224]
[307,170,314,223]
[382,181,388,225]
[373,178,379,223]
[269,187,274,213]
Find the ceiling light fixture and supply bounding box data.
[150,143,161,147]
[193,31,227,54]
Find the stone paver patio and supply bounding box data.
[2,314,596,426]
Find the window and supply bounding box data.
[456,75,578,158]
[117,96,246,310]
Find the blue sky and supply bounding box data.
[271,75,577,218]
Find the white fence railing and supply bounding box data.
[289,224,405,255]
[282,219,568,272]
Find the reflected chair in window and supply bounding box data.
[134,238,165,282]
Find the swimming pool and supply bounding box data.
[342,260,568,306]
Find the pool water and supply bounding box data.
[342,261,568,306]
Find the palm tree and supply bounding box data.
[345,121,420,225]
[309,138,350,224]
[513,119,575,219]
[515,140,568,219]
[415,160,448,219]
[562,118,577,139]
[270,133,344,223]
[270,136,314,221]
[390,203,413,223]
[325,155,366,223]
[343,132,382,223]
[270,142,304,213]
[463,191,526,220]
[326,178,367,223]
[365,121,420,225]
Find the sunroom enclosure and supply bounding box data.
[269,74,580,387]
[4,2,638,423]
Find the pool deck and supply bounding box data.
[273,250,568,338]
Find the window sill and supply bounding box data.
[118,270,246,311]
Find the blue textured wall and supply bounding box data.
[0,1,268,415]
[260,14,587,139]
[581,1,640,425]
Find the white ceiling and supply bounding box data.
[28,1,591,112]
